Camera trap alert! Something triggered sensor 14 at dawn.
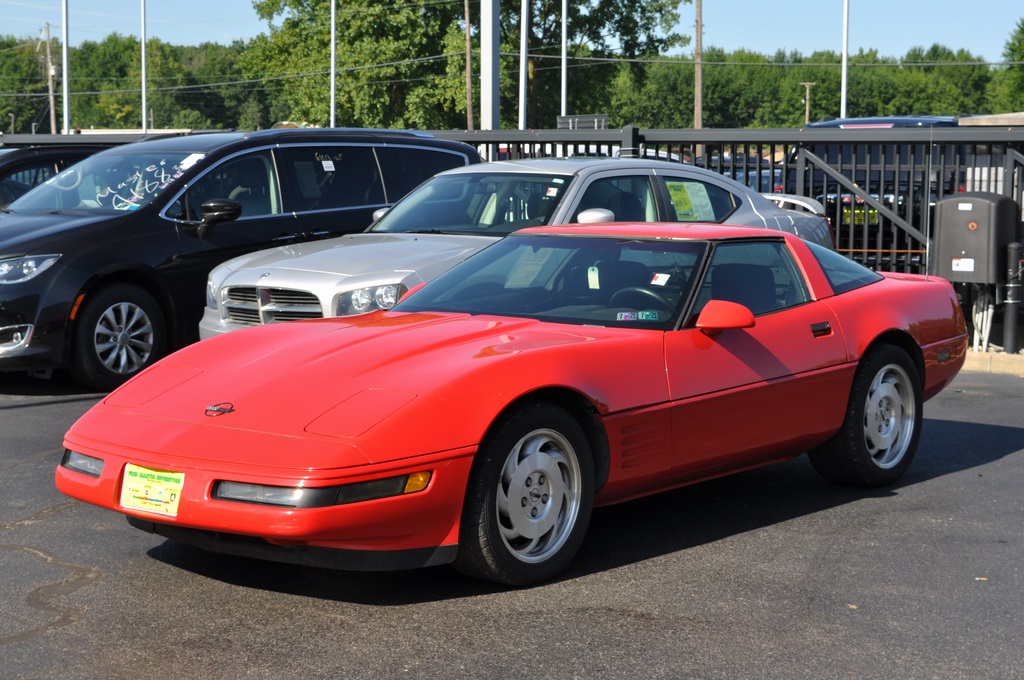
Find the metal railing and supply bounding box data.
[429,125,1024,274]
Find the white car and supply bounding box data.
[200,158,833,337]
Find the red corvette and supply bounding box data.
[56,224,967,585]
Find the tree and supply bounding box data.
[0,37,47,133]
[989,18,1024,113]
[239,0,688,129]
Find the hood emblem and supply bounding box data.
[204,402,235,417]
[259,272,272,279]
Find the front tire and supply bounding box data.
[809,345,922,486]
[69,284,167,392]
[454,402,594,586]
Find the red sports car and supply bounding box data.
[56,223,967,586]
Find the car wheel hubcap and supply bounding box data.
[863,363,915,469]
[94,302,154,375]
[496,428,581,564]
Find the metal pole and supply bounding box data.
[560,0,566,118]
[141,0,148,133]
[45,23,57,134]
[841,0,849,118]
[330,0,336,127]
[518,0,528,129]
[1003,241,1021,354]
[62,0,69,134]
[479,0,499,132]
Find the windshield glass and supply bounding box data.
[8,150,204,213]
[395,233,708,331]
[369,172,573,236]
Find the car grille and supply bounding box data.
[222,287,323,326]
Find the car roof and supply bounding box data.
[87,128,469,156]
[432,156,733,179]
[804,115,958,129]
[516,221,793,242]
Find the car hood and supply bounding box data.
[0,210,125,252]
[70,312,666,471]
[216,232,499,284]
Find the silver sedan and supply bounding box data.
[200,158,833,337]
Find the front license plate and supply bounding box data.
[120,463,185,517]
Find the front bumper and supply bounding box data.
[55,435,477,570]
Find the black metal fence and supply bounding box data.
[5,125,1024,275]
[428,125,1024,274]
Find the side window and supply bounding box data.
[377,146,471,200]
[278,145,384,213]
[691,241,810,319]
[5,162,58,187]
[172,150,280,221]
[662,178,736,222]
[573,175,655,222]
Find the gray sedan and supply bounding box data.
[200,158,833,337]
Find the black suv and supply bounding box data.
[0,128,481,389]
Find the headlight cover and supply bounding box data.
[0,255,60,284]
[336,283,406,316]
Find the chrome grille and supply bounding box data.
[222,286,323,326]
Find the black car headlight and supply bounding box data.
[0,255,60,284]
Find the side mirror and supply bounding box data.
[576,208,615,224]
[197,198,242,239]
[695,299,755,336]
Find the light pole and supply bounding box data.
[800,82,815,124]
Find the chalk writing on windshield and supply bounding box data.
[97,158,186,211]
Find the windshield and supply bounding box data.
[395,233,707,331]
[7,150,204,213]
[369,172,573,236]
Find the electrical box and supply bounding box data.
[932,192,1019,284]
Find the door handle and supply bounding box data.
[811,322,832,337]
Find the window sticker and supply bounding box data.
[545,187,560,197]
[180,153,205,170]
[322,160,336,172]
[667,181,716,221]
[651,273,671,286]
[617,311,660,321]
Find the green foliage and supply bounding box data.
[1,7,1022,133]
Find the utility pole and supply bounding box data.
[45,23,58,134]
[800,82,815,124]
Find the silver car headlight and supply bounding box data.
[0,255,60,284]
[336,283,406,316]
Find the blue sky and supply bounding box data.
[3,0,1021,64]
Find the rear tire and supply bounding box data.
[69,284,167,392]
[809,345,922,486]
[454,402,594,586]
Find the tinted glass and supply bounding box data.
[10,150,202,213]
[689,240,811,320]
[573,175,656,221]
[370,172,572,236]
[279,145,384,212]
[166,150,281,221]
[396,233,708,331]
[805,240,883,294]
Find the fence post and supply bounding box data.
[620,125,642,158]
[1004,241,1021,354]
